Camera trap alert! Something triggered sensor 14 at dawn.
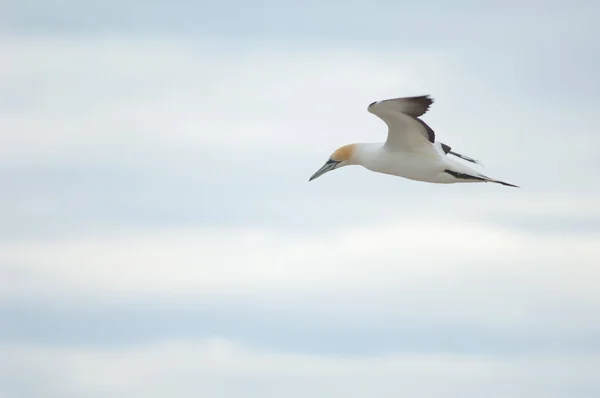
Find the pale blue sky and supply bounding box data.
[2,1,600,397]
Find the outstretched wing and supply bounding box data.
[367,95,437,152]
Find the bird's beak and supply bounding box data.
[309,159,340,181]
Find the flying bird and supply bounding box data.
[309,95,518,187]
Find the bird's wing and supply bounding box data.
[367,95,437,152]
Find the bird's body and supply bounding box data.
[353,142,451,183]
[353,142,492,184]
[309,95,518,188]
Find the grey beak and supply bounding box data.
[309,159,340,181]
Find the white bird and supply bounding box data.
[309,95,518,188]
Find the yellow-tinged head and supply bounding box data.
[309,144,358,182]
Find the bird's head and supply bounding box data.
[309,144,358,182]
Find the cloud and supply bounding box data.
[2,217,599,349]
[1,338,599,398]
[5,0,597,53]
[1,218,597,296]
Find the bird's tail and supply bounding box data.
[441,148,519,188]
[443,165,520,188]
[471,171,520,188]
[481,177,520,188]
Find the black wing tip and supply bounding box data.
[416,94,434,101]
[407,95,434,116]
[401,94,435,117]
[404,94,434,108]
[413,94,434,104]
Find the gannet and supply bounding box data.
[309,95,518,187]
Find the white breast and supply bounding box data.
[356,144,447,183]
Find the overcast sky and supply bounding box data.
[2,0,600,397]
